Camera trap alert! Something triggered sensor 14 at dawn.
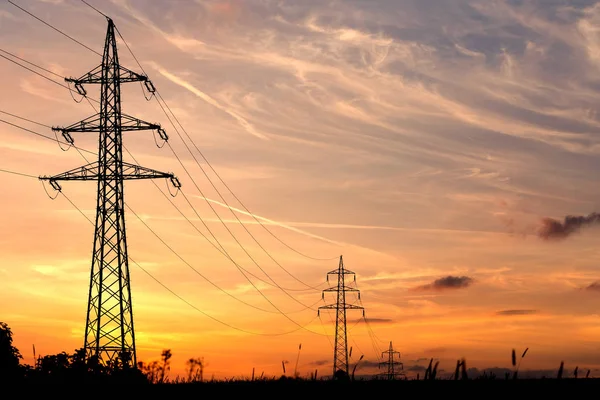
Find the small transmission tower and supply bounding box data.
[318,255,364,379]
[379,341,404,380]
[40,17,178,368]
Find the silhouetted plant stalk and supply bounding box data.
[424,358,439,380]
[454,358,468,380]
[573,366,578,379]
[557,361,564,379]
[294,343,302,378]
[186,357,205,382]
[351,355,364,381]
[511,347,528,379]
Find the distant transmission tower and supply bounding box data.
[40,17,179,368]
[318,255,364,379]
[379,341,404,380]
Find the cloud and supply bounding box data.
[405,364,427,372]
[584,281,600,292]
[537,213,600,240]
[351,317,393,324]
[496,309,538,316]
[411,276,474,292]
[424,347,447,355]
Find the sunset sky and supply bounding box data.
[2,0,600,380]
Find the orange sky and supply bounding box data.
[2,0,600,380]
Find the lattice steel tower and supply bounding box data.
[40,17,177,368]
[379,341,404,380]
[318,255,364,379]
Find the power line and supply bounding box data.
[54,177,322,336]
[2,24,325,299]
[4,8,332,332]
[0,166,295,335]
[0,116,96,155]
[80,0,108,19]
[111,22,335,290]
[8,0,102,56]
[82,0,338,265]
[0,109,51,128]
[0,50,100,104]
[0,168,37,179]
[3,112,316,319]
[0,48,64,79]
[0,108,318,318]
[14,0,339,265]
[0,53,69,90]
[157,89,339,263]
[63,191,322,335]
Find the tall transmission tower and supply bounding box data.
[40,17,179,368]
[379,341,404,380]
[318,255,364,379]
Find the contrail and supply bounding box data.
[195,195,345,246]
[193,195,397,260]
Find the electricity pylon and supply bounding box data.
[379,341,404,380]
[318,255,364,379]
[40,17,179,368]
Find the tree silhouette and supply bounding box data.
[0,321,23,380]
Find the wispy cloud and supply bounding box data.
[151,63,268,140]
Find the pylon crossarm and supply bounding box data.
[122,162,175,180]
[318,304,363,311]
[55,113,161,133]
[40,162,100,181]
[40,162,174,181]
[53,114,101,133]
[66,64,149,85]
[117,65,150,84]
[327,268,356,275]
[322,286,359,293]
[120,114,161,131]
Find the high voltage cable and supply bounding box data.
[77,0,338,265]
[0,167,322,337]
[5,3,332,319]
[8,0,102,56]
[2,2,387,364]
[0,114,320,317]
[0,49,100,104]
[155,89,339,263]
[0,41,322,299]
[2,113,331,340]
[2,47,329,294]
[0,168,37,179]
[0,46,325,309]
[118,31,339,266]
[3,5,341,333]
[121,134,323,298]
[0,48,63,79]
[8,0,339,265]
[0,116,96,155]
[163,137,326,305]
[111,16,331,290]
[111,19,335,292]
[0,109,51,128]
